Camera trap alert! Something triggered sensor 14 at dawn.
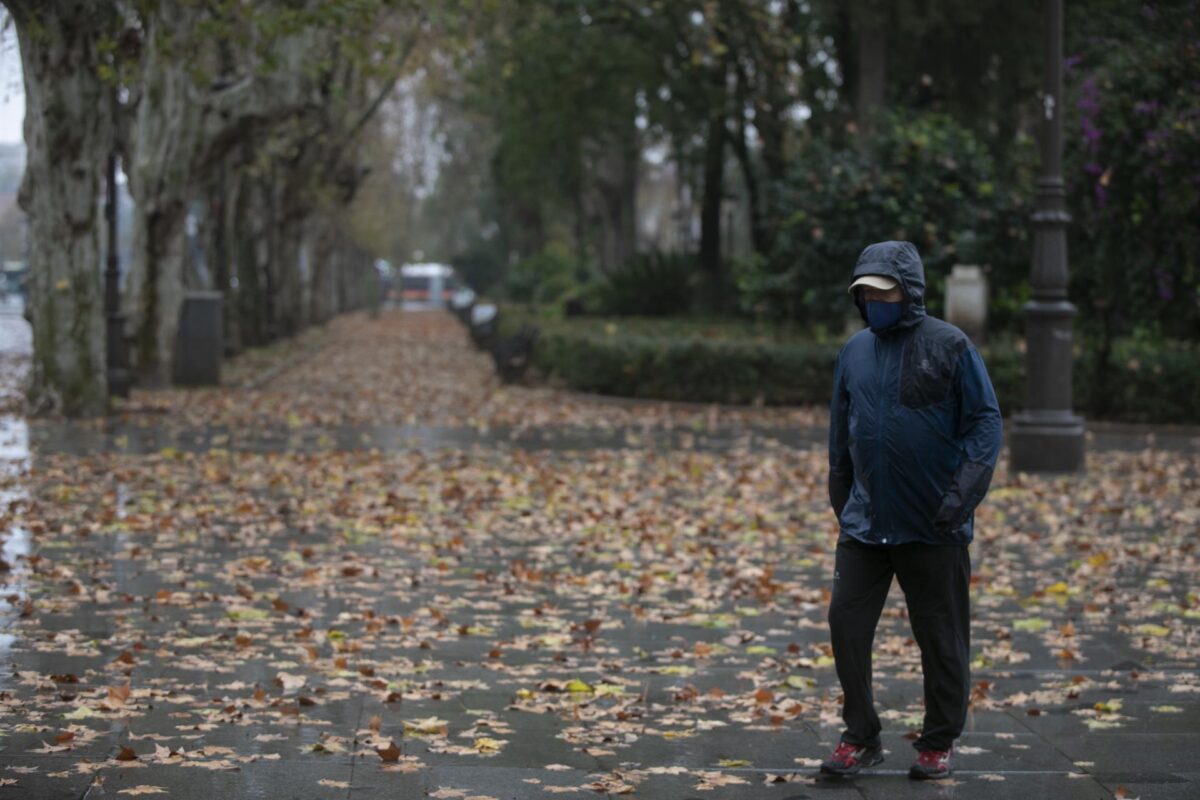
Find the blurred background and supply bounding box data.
[0,1,1196,423]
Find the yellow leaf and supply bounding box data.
[63,706,101,720]
[657,665,695,677]
[403,717,448,734]
[1085,718,1123,730]
[118,788,169,797]
[1013,618,1051,633]
[1134,624,1171,637]
[473,737,504,752]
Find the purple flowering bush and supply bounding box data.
[1065,2,1200,341]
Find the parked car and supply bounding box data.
[399,263,458,308]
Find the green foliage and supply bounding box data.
[504,245,581,305]
[451,234,505,294]
[465,2,654,234]
[591,252,698,317]
[809,0,1042,152]
[763,111,1033,330]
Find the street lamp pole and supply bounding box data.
[105,147,132,398]
[1009,0,1085,472]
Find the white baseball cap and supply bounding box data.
[848,274,899,293]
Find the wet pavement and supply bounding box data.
[0,309,1197,800]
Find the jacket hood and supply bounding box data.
[851,240,927,334]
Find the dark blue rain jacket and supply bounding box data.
[829,241,1003,546]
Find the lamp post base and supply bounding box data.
[1009,410,1086,473]
[107,368,133,399]
[106,312,132,398]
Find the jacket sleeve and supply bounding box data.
[828,349,853,518]
[934,346,1004,532]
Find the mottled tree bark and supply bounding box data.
[123,4,323,382]
[9,0,116,416]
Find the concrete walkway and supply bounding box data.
[0,309,1196,799]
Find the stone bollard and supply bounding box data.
[469,303,499,349]
[450,288,476,325]
[945,264,988,343]
[173,291,223,386]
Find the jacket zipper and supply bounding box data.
[873,338,891,542]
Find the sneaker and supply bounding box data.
[819,741,884,776]
[908,747,952,779]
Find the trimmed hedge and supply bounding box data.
[533,331,841,406]
[504,314,1198,424]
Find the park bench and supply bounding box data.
[490,323,539,383]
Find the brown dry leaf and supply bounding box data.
[108,684,132,706]
[376,741,402,762]
[115,746,138,762]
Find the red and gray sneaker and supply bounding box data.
[819,741,884,776]
[909,747,952,779]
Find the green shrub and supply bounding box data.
[764,111,1034,332]
[530,326,841,405]
[592,252,698,316]
[505,245,581,304]
[507,313,1198,424]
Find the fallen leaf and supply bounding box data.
[117,786,168,796]
[376,741,402,762]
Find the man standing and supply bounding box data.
[821,241,1003,780]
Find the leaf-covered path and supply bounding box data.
[1,310,1198,799]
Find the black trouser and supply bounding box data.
[827,534,971,752]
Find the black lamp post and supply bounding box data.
[105,148,132,398]
[1009,0,1085,472]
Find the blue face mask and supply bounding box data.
[866,300,903,332]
